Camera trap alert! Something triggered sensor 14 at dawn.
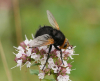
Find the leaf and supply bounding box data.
[44,78,55,81]
[29,69,39,75]
[31,63,41,66]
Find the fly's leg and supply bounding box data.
[54,45,64,65]
[42,45,52,71]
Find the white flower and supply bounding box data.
[26,48,32,56]
[26,61,31,68]
[48,58,54,64]
[35,55,40,61]
[58,67,61,72]
[51,64,58,73]
[61,60,68,67]
[56,51,60,58]
[38,73,45,79]
[51,45,55,51]
[57,75,64,81]
[12,34,78,81]
[40,57,46,65]
[16,52,23,58]
[57,75,70,81]
[39,64,46,70]
[67,47,71,50]
[56,50,65,58]
[65,49,74,59]
[66,67,71,74]
[48,62,54,69]
[11,59,22,70]
[38,46,47,51]
[66,48,79,59]
[17,46,24,51]
[63,75,70,81]
[24,35,32,45]
[44,54,47,59]
[48,58,55,69]
[31,53,37,59]
[13,46,25,58]
[17,60,22,70]
[61,49,65,52]
[16,48,25,58]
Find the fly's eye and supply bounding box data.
[63,43,67,48]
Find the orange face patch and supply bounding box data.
[59,39,67,49]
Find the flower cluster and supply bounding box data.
[12,35,78,81]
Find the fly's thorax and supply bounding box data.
[35,26,53,38]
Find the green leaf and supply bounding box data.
[29,69,39,75]
[31,63,41,66]
[44,78,55,81]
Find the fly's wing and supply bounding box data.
[29,34,54,47]
[47,10,60,30]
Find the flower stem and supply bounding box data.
[53,74,58,81]
[12,0,22,45]
[38,65,41,81]
[0,40,12,81]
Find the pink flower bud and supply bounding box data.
[40,49,46,55]
[44,68,50,74]
[14,57,20,63]
[59,67,67,76]
[68,63,72,69]
[20,54,27,63]
[32,47,39,53]
[55,59,62,66]
[20,42,26,50]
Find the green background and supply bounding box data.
[0,0,100,81]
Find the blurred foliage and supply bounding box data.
[0,0,100,81]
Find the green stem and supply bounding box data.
[0,40,12,81]
[12,0,23,45]
[53,74,58,81]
